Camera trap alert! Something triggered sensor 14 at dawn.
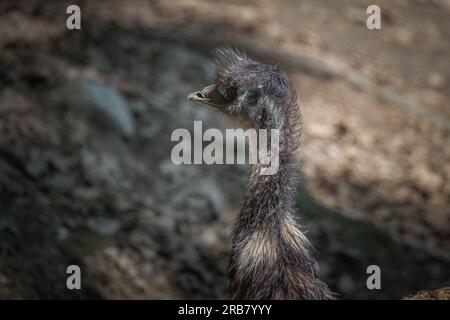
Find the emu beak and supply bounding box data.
[188,84,228,109]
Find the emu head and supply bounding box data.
[188,48,294,129]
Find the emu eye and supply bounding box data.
[245,89,259,105]
[217,84,235,101]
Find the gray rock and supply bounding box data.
[57,226,70,241]
[47,80,135,137]
[87,217,121,236]
[337,275,356,293]
[25,149,48,178]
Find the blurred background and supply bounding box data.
[0,0,449,299]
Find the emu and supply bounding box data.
[188,48,333,299]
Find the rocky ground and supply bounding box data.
[0,0,449,299]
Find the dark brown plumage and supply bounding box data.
[189,48,333,300]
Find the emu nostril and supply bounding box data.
[188,91,204,101]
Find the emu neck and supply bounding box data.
[240,118,298,225]
[230,109,333,299]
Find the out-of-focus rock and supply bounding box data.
[337,275,356,294]
[57,226,69,241]
[24,149,49,178]
[46,80,136,138]
[405,287,450,300]
[87,217,121,236]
